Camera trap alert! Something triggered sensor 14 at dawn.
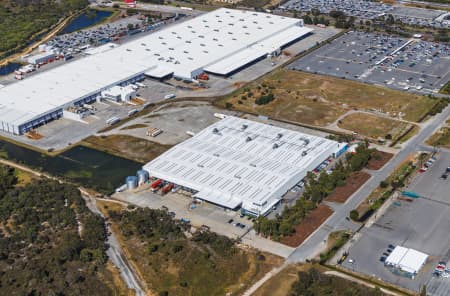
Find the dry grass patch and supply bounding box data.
[426,127,450,149]
[253,264,311,296]
[338,112,414,140]
[217,70,435,126]
[81,134,171,163]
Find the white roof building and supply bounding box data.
[143,116,345,216]
[0,8,312,135]
[385,246,428,276]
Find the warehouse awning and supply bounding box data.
[194,190,242,209]
[144,66,173,79]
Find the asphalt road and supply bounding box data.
[287,104,450,263]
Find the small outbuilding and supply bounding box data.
[384,246,428,278]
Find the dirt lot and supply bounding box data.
[338,112,415,141]
[326,171,371,203]
[81,134,171,163]
[217,70,435,126]
[367,151,394,170]
[281,204,333,247]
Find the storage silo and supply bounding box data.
[126,176,138,190]
[137,169,149,185]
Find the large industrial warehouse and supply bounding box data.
[143,116,346,216]
[0,8,312,135]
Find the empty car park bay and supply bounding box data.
[289,31,450,95]
[342,151,450,295]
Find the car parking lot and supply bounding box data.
[289,31,450,94]
[280,0,449,29]
[47,15,146,56]
[342,151,450,295]
[390,6,449,28]
[281,0,392,20]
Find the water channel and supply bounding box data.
[0,140,141,194]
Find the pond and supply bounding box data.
[0,140,141,194]
[60,10,113,34]
[0,62,22,76]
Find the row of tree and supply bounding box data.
[254,142,374,239]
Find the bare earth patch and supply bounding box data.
[326,171,371,203]
[367,151,393,170]
[281,204,333,247]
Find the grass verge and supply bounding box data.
[426,127,450,149]
[354,156,418,222]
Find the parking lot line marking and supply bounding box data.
[381,66,439,78]
[315,54,353,63]
[420,195,450,207]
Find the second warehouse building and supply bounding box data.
[143,116,347,216]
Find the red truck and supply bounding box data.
[161,183,174,195]
[197,73,209,80]
[150,179,163,192]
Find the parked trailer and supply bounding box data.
[128,109,138,116]
[147,128,162,137]
[161,183,174,195]
[164,93,176,99]
[106,117,120,125]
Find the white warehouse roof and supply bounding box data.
[385,246,428,275]
[143,116,345,215]
[0,8,312,134]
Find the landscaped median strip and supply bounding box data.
[254,142,385,247]
[350,154,421,223]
